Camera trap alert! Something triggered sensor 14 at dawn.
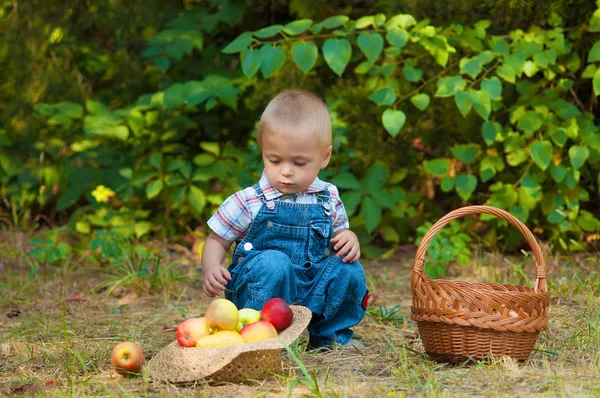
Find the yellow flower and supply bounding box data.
[91,185,115,203]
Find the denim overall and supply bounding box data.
[224,184,368,347]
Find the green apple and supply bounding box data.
[235,308,261,332]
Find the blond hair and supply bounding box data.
[258,90,332,147]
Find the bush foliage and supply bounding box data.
[1,0,600,268]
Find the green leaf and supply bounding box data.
[253,24,283,39]
[455,174,478,200]
[481,77,503,100]
[588,40,600,63]
[410,93,430,111]
[569,145,589,170]
[523,60,538,77]
[582,64,597,79]
[35,103,55,117]
[594,69,600,97]
[241,48,261,78]
[188,185,207,212]
[362,196,382,233]
[471,90,491,120]
[460,58,482,79]
[291,41,318,74]
[424,158,450,176]
[386,29,409,48]
[451,144,479,164]
[482,121,501,146]
[222,32,252,54]
[200,141,220,157]
[283,19,313,35]
[56,101,84,118]
[402,67,423,82]
[135,222,153,238]
[331,172,361,189]
[322,38,351,76]
[529,140,553,171]
[149,152,162,170]
[382,109,406,137]
[260,45,286,78]
[549,127,568,147]
[440,176,454,192]
[496,64,516,83]
[516,111,543,133]
[434,76,466,97]
[146,179,164,199]
[86,100,108,114]
[549,163,567,182]
[48,113,72,128]
[355,15,375,29]
[368,87,397,106]
[320,15,349,29]
[357,33,384,63]
[547,209,566,224]
[454,90,472,117]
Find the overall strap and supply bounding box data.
[317,189,333,216]
[252,183,277,211]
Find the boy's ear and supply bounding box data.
[320,145,333,169]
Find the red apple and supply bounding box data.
[175,317,211,347]
[205,298,239,331]
[240,320,278,343]
[110,342,144,376]
[260,298,293,331]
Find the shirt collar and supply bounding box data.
[259,170,327,200]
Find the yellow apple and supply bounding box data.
[239,320,278,343]
[176,317,211,347]
[235,308,261,332]
[205,298,239,331]
[196,330,245,348]
[110,342,144,376]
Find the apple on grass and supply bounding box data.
[111,342,144,376]
[235,308,261,332]
[260,297,293,331]
[240,320,278,343]
[205,298,239,331]
[176,317,211,347]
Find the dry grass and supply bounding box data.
[1,229,600,397]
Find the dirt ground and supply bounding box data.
[1,230,599,397]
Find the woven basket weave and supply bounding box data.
[148,305,311,383]
[411,205,550,363]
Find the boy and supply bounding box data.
[201,90,368,348]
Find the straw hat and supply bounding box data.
[148,305,312,383]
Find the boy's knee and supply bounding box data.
[249,250,294,280]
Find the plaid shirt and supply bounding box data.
[208,171,350,242]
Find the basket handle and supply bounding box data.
[412,205,547,293]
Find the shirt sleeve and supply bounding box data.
[328,184,350,232]
[207,189,252,242]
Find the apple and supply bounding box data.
[205,298,239,331]
[110,342,144,376]
[260,297,293,331]
[196,330,245,348]
[235,308,261,332]
[175,317,211,347]
[240,320,278,343]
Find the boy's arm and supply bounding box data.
[201,232,234,297]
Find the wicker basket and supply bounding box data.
[148,305,311,383]
[411,205,550,363]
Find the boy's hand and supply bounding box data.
[203,266,231,297]
[330,229,361,263]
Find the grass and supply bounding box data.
[1,228,600,397]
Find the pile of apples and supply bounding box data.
[176,297,294,348]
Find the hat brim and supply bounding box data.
[148,305,312,383]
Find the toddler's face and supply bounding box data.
[261,129,331,194]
